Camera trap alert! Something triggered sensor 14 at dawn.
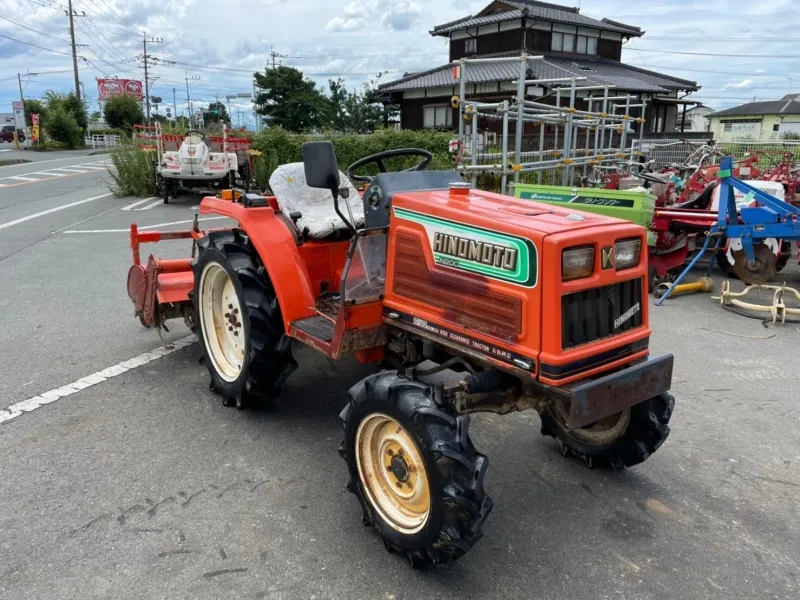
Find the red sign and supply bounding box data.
[31,113,39,142]
[97,79,143,101]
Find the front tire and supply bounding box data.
[340,372,492,567]
[193,230,296,408]
[540,393,674,469]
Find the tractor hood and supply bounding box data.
[400,186,631,236]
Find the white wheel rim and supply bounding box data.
[199,262,245,382]
[355,413,431,534]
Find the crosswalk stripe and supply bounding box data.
[49,167,89,173]
[121,197,157,211]
[5,175,45,182]
[136,199,164,211]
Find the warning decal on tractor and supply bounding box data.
[393,207,538,287]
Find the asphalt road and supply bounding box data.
[0,156,798,600]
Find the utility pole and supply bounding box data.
[142,33,163,124]
[185,72,199,128]
[66,0,82,100]
[18,73,25,106]
[252,80,259,132]
[173,87,177,125]
[269,46,287,69]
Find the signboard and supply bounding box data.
[12,100,25,130]
[97,79,144,101]
[31,113,39,142]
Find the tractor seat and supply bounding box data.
[673,181,717,210]
[269,163,363,239]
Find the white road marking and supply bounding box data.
[0,154,108,169]
[5,175,45,182]
[121,197,157,211]
[46,167,89,173]
[136,199,164,211]
[62,216,229,234]
[0,192,113,231]
[0,336,197,425]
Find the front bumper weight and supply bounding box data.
[566,354,674,429]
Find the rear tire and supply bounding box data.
[340,372,492,567]
[193,230,296,408]
[540,393,674,469]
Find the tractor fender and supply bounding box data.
[199,197,316,329]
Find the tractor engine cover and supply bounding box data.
[382,182,652,385]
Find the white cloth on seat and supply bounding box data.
[269,163,362,238]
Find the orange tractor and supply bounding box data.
[127,142,675,567]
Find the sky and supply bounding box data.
[1,0,799,129]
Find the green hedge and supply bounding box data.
[251,128,456,189]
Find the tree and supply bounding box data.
[91,111,102,120]
[203,101,229,124]
[254,66,330,132]
[23,99,48,127]
[327,78,385,133]
[44,90,88,134]
[47,105,83,148]
[104,93,144,133]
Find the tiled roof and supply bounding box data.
[379,54,699,94]
[432,1,643,36]
[708,94,800,117]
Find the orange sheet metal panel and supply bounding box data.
[384,188,543,374]
[538,222,651,386]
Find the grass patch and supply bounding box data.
[108,143,158,197]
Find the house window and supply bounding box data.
[774,124,780,131]
[464,38,477,54]
[552,33,597,55]
[423,105,452,128]
[724,123,732,133]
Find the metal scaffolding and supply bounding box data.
[452,54,648,194]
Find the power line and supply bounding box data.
[76,16,130,63]
[0,8,69,34]
[626,63,795,77]
[640,36,799,42]
[0,31,75,55]
[625,47,800,59]
[26,0,69,10]
[84,12,135,57]
[0,14,71,43]
[89,0,137,29]
[78,0,139,36]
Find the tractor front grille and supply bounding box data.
[561,278,643,349]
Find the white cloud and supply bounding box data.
[326,0,422,33]
[724,79,755,89]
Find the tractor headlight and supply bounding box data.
[562,246,595,281]
[615,238,641,270]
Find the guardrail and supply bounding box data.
[85,134,121,148]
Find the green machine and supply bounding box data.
[513,184,657,245]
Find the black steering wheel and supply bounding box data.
[639,172,669,185]
[184,130,206,140]
[347,148,433,184]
